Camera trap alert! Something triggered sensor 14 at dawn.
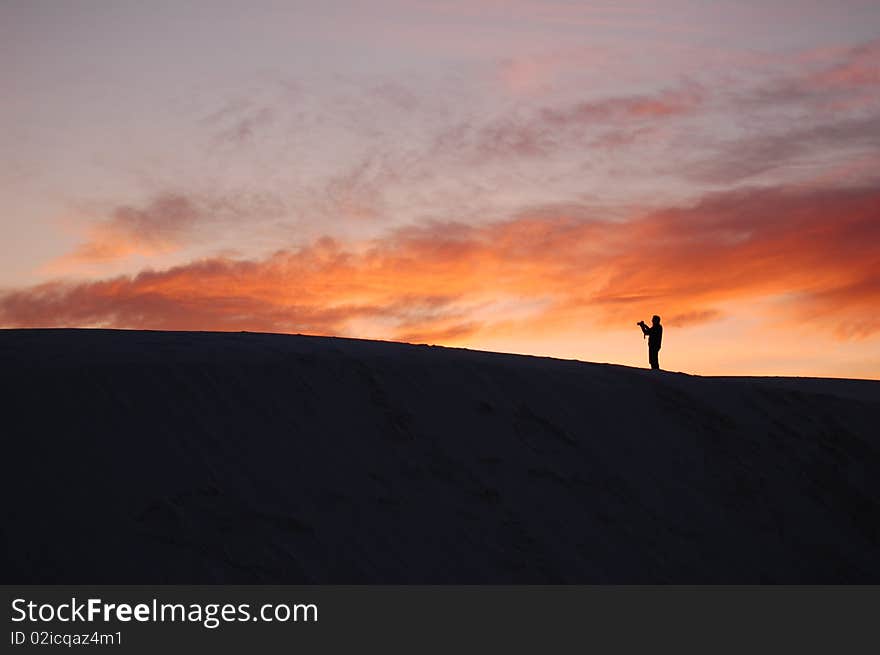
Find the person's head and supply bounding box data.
[652,315,661,325]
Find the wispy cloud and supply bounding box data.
[63,194,203,263]
[428,81,705,166]
[809,38,880,91]
[683,113,880,184]
[52,190,289,270]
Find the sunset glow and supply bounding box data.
[2,1,879,377]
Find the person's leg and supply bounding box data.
[649,347,659,370]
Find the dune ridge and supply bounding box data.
[2,328,879,583]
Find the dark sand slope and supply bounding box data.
[2,329,879,583]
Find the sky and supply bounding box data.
[2,0,879,378]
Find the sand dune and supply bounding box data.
[2,328,879,582]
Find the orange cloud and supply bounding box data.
[587,185,879,324]
[2,184,879,346]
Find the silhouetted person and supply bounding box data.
[637,315,663,370]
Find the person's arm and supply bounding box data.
[639,322,650,336]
